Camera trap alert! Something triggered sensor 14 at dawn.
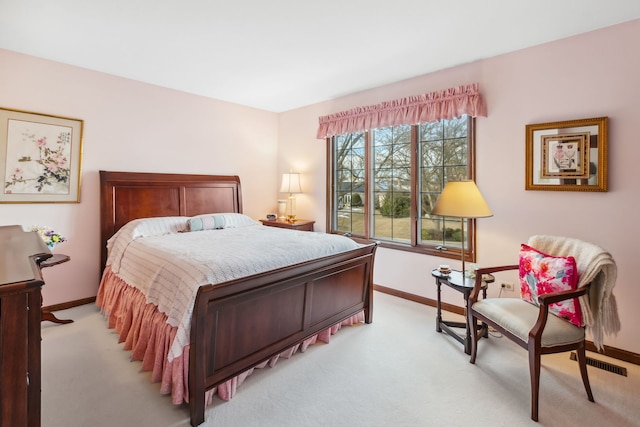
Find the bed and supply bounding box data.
[96,170,377,426]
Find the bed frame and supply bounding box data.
[99,170,377,426]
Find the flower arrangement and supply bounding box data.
[27,225,66,249]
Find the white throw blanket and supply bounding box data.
[528,235,620,350]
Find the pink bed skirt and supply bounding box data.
[95,266,364,406]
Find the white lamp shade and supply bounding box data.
[431,180,492,218]
[280,173,302,194]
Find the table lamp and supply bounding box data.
[431,180,492,276]
[280,172,302,223]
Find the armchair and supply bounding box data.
[467,236,619,422]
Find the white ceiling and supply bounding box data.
[2,1,640,112]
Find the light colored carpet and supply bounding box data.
[41,292,640,427]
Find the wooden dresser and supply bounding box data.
[0,225,51,427]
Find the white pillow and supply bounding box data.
[108,216,188,248]
[106,216,188,270]
[126,216,188,238]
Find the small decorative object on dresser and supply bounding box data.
[266,213,277,221]
[26,224,66,249]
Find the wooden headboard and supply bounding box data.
[99,170,242,271]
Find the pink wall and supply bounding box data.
[0,49,280,308]
[279,19,640,354]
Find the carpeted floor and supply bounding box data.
[41,292,640,427]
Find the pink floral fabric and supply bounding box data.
[519,244,584,327]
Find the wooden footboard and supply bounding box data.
[189,242,377,426]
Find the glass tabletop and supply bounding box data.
[432,269,493,288]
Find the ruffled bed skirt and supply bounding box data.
[95,266,364,406]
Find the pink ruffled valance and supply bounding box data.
[316,83,487,139]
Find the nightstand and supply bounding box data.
[40,253,74,324]
[260,219,315,232]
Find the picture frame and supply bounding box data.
[0,107,84,203]
[525,117,608,192]
[540,132,590,179]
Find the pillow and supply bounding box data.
[106,216,189,270]
[112,216,188,242]
[216,213,259,228]
[186,213,259,231]
[186,214,226,232]
[519,243,583,327]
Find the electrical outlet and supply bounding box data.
[501,282,514,291]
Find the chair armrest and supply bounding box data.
[470,264,519,303]
[529,284,590,342]
[537,284,590,306]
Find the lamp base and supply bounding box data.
[286,194,297,224]
[277,199,287,221]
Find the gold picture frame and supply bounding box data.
[0,107,83,203]
[525,117,608,191]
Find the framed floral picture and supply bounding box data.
[0,107,83,203]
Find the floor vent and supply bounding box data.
[570,352,628,377]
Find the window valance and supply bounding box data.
[316,83,487,139]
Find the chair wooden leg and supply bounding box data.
[576,344,595,402]
[469,313,479,364]
[528,342,541,422]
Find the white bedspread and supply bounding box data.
[106,223,360,360]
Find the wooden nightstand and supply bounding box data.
[260,219,315,232]
[40,253,74,324]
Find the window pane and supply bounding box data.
[444,116,468,139]
[372,126,412,243]
[442,218,465,250]
[444,166,467,182]
[421,139,443,167]
[337,210,365,235]
[334,132,366,235]
[418,117,470,247]
[420,215,443,246]
[420,121,444,141]
[444,137,467,166]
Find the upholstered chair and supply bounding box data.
[467,235,619,422]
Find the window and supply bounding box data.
[329,115,477,262]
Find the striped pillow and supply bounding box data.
[186,214,226,232]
